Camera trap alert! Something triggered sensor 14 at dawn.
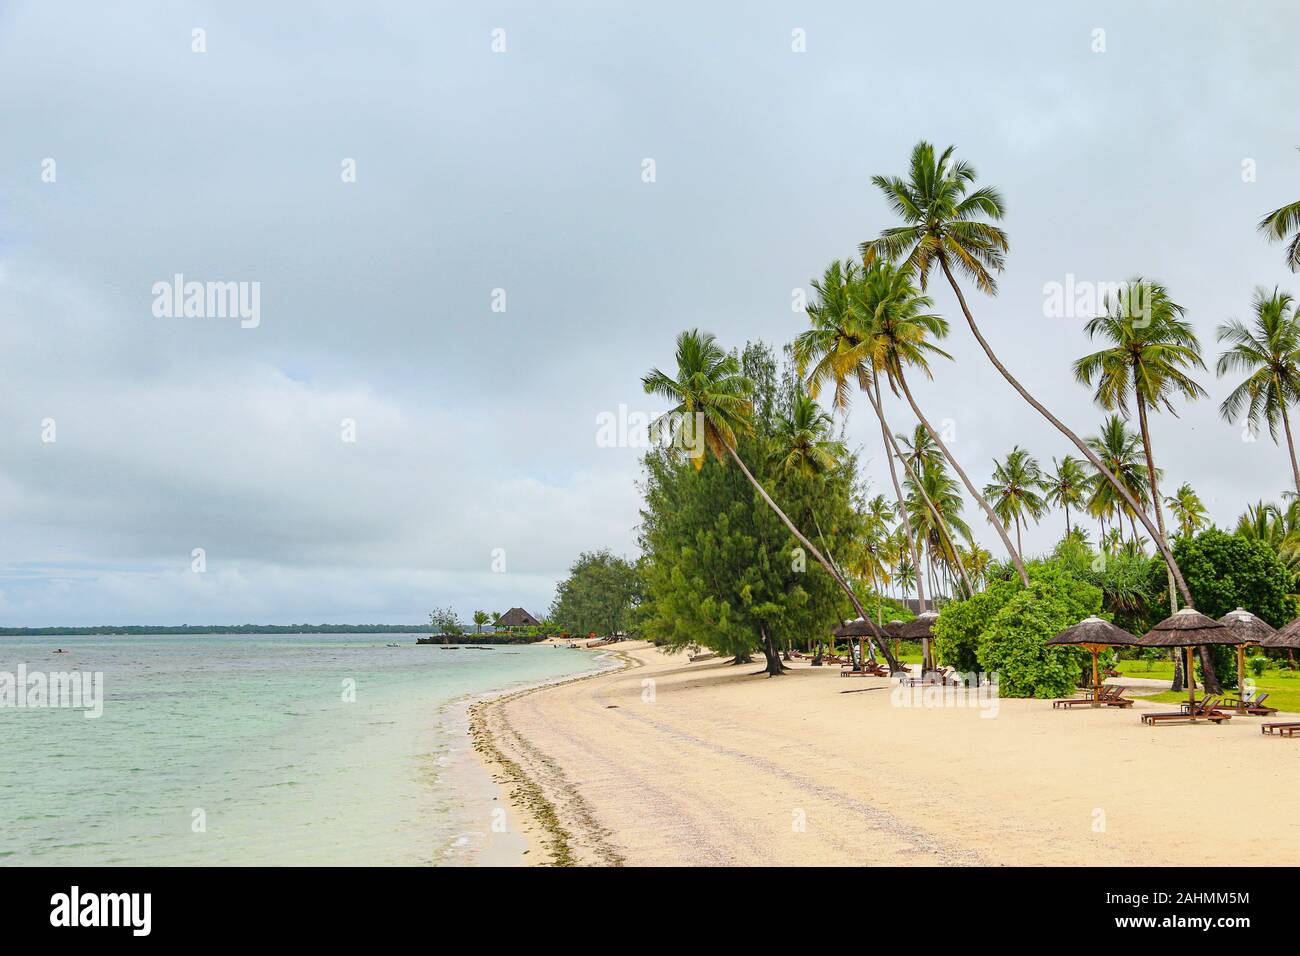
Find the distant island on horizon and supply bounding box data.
[0,624,435,636]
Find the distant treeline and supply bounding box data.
[0,624,434,636]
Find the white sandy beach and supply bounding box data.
[475,641,1300,866]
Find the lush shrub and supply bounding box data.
[1165,529,1296,627]
[975,566,1103,698]
[932,576,1019,673]
[934,562,1103,697]
[1249,656,1268,678]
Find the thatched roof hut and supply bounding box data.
[1217,608,1276,645]
[1139,607,1240,648]
[494,607,541,629]
[1045,615,1139,649]
[1261,616,1300,649]
[832,617,884,639]
[1141,607,1242,707]
[1046,615,1138,690]
[893,610,939,640]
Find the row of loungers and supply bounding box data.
[1055,688,1298,731]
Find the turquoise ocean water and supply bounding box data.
[0,634,605,866]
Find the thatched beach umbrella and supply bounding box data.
[884,619,905,660]
[1218,608,1277,705]
[1260,617,1300,670]
[893,610,939,673]
[1045,615,1139,693]
[832,617,884,671]
[1140,608,1243,709]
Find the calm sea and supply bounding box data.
[0,634,607,866]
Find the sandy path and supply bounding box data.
[475,642,1300,866]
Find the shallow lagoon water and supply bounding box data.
[0,634,602,865]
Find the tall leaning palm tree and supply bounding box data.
[795,260,974,613]
[1073,279,1207,611]
[862,141,1193,606]
[983,446,1046,556]
[644,328,900,673]
[1217,287,1300,496]
[858,259,1028,583]
[1044,455,1088,538]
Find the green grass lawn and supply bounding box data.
[1115,660,1300,713]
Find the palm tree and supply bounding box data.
[472,610,490,634]
[862,141,1193,606]
[983,447,1046,555]
[1074,278,1207,611]
[858,259,1028,582]
[1044,455,1089,537]
[1259,155,1300,271]
[1165,483,1209,539]
[1217,287,1300,496]
[643,329,899,674]
[771,394,846,478]
[894,424,940,474]
[795,260,972,616]
[905,459,973,603]
[1084,416,1153,545]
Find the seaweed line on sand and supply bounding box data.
[469,648,637,867]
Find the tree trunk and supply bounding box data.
[725,445,901,673]
[1197,645,1222,695]
[894,367,1028,585]
[869,379,928,617]
[866,378,976,597]
[1136,394,1178,614]
[1282,399,1300,498]
[730,653,753,665]
[1065,503,1071,537]
[759,625,786,677]
[939,258,1194,607]
[1171,650,1183,692]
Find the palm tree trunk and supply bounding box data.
[724,445,901,673]
[1065,502,1071,537]
[1014,514,1022,556]
[869,381,928,619]
[894,368,1029,584]
[1136,393,1179,615]
[866,379,975,597]
[939,258,1194,607]
[1282,400,1300,498]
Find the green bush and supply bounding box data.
[932,576,1020,673]
[934,562,1103,697]
[1249,656,1268,678]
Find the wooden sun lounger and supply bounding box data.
[840,662,888,677]
[1142,696,1232,725]
[1219,692,1278,716]
[902,667,962,687]
[1261,722,1300,736]
[1054,685,1128,708]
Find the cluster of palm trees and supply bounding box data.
[643,141,1300,662]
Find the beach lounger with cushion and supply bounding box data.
[1142,696,1232,725]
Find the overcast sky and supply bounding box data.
[0,1,1297,625]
